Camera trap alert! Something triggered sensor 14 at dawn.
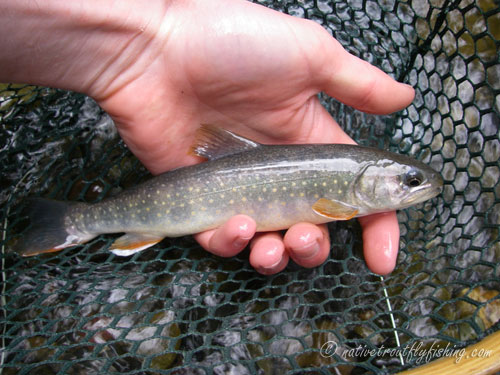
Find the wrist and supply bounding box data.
[0,0,170,98]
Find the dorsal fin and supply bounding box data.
[190,125,261,160]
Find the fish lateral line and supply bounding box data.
[168,175,336,203]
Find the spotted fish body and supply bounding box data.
[16,126,443,257]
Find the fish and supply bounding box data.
[14,125,443,257]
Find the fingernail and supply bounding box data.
[256,254,288,275]
[293,240,321,260]
[233,236,251,249]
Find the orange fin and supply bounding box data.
[19,246,68,257]
[110,233,163,256]
[189,124,261,160]
[312,198,359,220]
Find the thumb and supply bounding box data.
[311,33,414,114]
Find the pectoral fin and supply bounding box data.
[312,198,359,221]
[110,233,163,256]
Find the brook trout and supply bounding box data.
[15,125,443,257]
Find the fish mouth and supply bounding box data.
[401,182,443,207]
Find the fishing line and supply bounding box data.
[380,276,405,366]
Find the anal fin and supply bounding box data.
[312,198,359,221]
[110,233,163,256]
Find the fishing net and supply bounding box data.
[1,0,499,374]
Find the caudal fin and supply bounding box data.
[13,198,88,257]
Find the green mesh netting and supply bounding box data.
[1,0,499,374]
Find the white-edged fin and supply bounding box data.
[190,124,261,160]
[110,233,163,256]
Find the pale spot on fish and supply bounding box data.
[188,187,193,192]
[322,182,327,187]
[272,188,277,193]
[229,199,234,204]
[146,207,150,212]
[333,179,337,184]
[282,186,287,191]
[242,197,247,202]
[299,192,305,197]
[344,181,348,186]
[338,189,342,194]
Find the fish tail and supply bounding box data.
[13,198,93,257]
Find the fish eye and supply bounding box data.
[404,171,424,188]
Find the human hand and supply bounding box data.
[0,0,414,274]
[90,0,414,275]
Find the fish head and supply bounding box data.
[353,157,443,213]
